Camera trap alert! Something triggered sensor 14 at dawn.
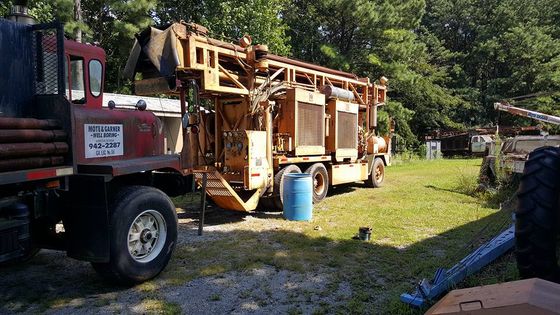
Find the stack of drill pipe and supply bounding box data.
[0,117,68,172]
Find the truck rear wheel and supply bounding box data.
[305,163,329,203]
[92,186,177,285]
[515,147,560,282]
[272,165,302,210]
[366,158,385,188]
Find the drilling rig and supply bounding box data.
[125,22,391,211]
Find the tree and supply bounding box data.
[154,0,291,56]
[0,1,12,17]
[422,0,560,127]
[283,0,469,147]
[78,0,157,92]
[154,0,203,25]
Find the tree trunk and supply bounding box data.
[74,0,82,43]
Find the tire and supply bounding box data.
[272,165,302,210]
[365,158,385,188]
[92,186,178,285]
[305,163,329,204]
[515,146,560,282]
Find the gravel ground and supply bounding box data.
[0,205,351,314]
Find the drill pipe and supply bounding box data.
[0,142,68,159]
[0,130,66,143]
[0,117,60,130]
[0,156,64,172]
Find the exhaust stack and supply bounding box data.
[7,0,35,25]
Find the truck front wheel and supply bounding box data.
[92,186,177,285]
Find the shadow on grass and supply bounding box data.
[327,183,359,197]
[174,184,361,224]
[0,251,126,313]
[177,205,251,226]
[425,178,519,211]
[424,184,474,197]
[0,206,517,315]
[178,205,285,225]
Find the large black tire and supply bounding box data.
[305,163,329,204]
[92,186,178,285]
[272,165,302,210]
[365,158,385,188]
[515,146,560,282]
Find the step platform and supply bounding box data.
[193,169,262,212]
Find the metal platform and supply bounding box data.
[193,170,262,212]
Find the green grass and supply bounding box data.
[140,298,182,315]
[163,158,517,314]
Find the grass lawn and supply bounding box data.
[163,158,518,314]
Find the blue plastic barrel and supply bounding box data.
[282,173,313,221]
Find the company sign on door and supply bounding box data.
[84,124,124,158]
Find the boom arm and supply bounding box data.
[494,102,560,125]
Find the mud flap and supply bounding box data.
[64,175,110,262]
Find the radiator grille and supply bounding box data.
[337,111,357,149]
[297,102,323,147]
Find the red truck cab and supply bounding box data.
[62,39,169,167]
[64,40,105,109]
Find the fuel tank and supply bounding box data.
[367,136,387,154]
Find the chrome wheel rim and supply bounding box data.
[127,210,167,263]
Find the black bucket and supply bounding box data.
[358,227,372,241]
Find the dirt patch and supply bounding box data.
[0,206,350,314]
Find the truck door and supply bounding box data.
[471,136,484,153]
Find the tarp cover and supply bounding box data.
[123,25,181,81]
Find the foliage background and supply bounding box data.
[2,0,559,150]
